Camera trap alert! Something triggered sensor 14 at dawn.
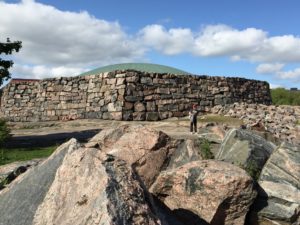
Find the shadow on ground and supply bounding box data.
[4,129,101,148]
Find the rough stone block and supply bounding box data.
[156,88,170,94]
[110,112,123,120]
[146,101,157,111]
[124,102,133,110]
[125,96,143,102]
[122,110,133,121]
[146,112,159,121]
[133,112,146,121]
[141,76,153,85]
[134,102,146,112]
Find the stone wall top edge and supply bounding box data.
[9,69,269,85]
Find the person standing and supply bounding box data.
[189,104,199,134]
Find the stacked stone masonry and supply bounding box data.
[0,70,271,122]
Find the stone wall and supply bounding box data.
[0,70,271,122]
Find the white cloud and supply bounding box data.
[256,63,284,74]
[1,0,300,87]
[256,63,300,81]
[11,64,88,79]
[193,25,266,57]
[139,24,300,64]
[140,25,194,55]
[276,67,300,80]
[0,0,144,67]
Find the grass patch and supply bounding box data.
[198,114,243,126]
[296,120,300,125]
[0,146,57,166]
[239,160,261,181]
[196,138,214,159]
[178,114,242,125]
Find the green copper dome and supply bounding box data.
[79,63,190,76]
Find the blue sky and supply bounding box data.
[1,0,300,88]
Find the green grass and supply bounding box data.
[196,138,214,160]
[178,114,242,125]
[198,114,243,126]
[271,88,300,105]
[239,160,261,181]
[0,146,57,166]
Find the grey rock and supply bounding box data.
[146,112,159,121]
[165,139,203,170]
[86,124,178,188]
[33,151,161,225]
[0,158,44,190]
[252,142,300,224]
[216,128,276,172]
[150,160,256,225]
[0,138,81,225]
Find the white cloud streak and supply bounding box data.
[11,64,88,79]
[0,0,144,67]
[140,25,194,55]
[139,24,300,64]
[256,63,300,81]
[277,68,300,80]
[256,63,285,74]
[1,0,300,85]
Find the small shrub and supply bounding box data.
[240,160,261,181]
[0,119,11,160]
[197,138,214,159]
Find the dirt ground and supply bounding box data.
[5,118,192,148]
[5,115,238,148]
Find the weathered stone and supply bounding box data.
[165,139,203,169]
[146,112,159,121]
[126,75,139,83]
[216,129,276,173]
[106,78,116,85]
[134,102,146,112]
[147,101,157,111]
[33,152,161,225]
[159,111,172,120]
[156,88,170,95]
[198,124,226,143]
[125,95,142,102]
[0,139,81,225]
[251,142,300,225]
[110,112,122,120]
[85,125,178,188]
[0,159,45,190]
[141,76,153,85]
[107,101,123,112]
[116,78,125,86]
[133,112,146,121]
[122,110,133,121]
[1,72,272,122]
[151,160,256,225]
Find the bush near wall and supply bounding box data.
[271,88,300,106]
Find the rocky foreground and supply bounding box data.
[0,123,299,225]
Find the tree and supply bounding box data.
[0,38,22,86]
[0,118,11,161]
[271,88,300,106]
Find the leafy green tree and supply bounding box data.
[271,88,300,106]
[0,119,11,160]
[0,38,22,86]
